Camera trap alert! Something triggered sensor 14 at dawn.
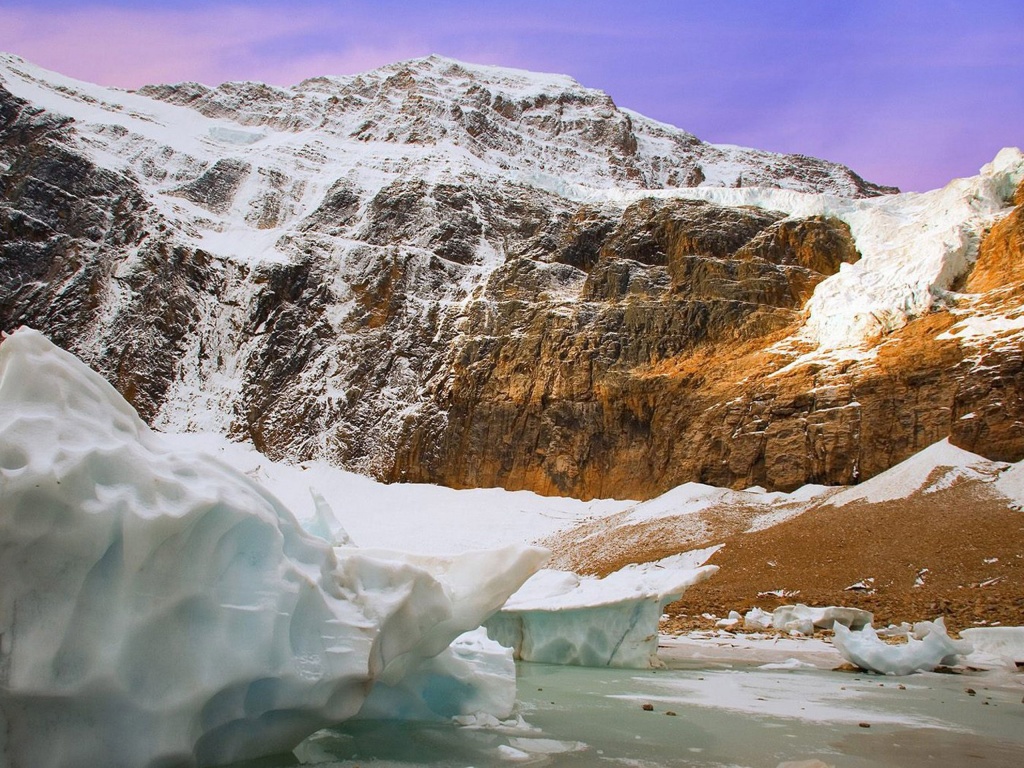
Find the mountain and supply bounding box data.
[1,51,1022,499]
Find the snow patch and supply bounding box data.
[828,439,1007,507]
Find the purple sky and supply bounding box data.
[1,1,1021,192]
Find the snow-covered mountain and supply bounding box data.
[1,51,1023,498]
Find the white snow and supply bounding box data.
[615,482,732,524]
[159,431,633,555]
[589,480,836,540]
[827,438,1007,507]
[937,313,1024,340]
[993,459,1024,508]
[0,328,547,768]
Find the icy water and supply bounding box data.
[240,656,1024,768]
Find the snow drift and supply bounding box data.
[0,328,547,768]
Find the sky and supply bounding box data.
[0,0,1020,192]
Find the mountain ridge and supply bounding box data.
[1,51,1022,499]
[131,53,897,198]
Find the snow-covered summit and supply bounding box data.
[299,54,588,104]
[0,50,891,198]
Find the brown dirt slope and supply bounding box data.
[548,474,1024,633]
[670,481,1024,632]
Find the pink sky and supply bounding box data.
[1,1,1021,192]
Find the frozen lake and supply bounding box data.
[238,637,1024,768]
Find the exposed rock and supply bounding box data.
[2,52,1022,502]
[299,179,360,234]
[737,215,860,276]
[966,203,1024,295]
[170,158,251,214]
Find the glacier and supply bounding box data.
[0,327,547,768]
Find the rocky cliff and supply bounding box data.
[1,51,1022,499]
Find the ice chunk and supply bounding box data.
[744,607,774,630]
[832,621,972,675]
[306,487,355,546]
[0,328,547,768]
[879,622,913,638]
[717,610,743,629]
[959,626,1024,666]
[485,549,719,667]
[758,658,817,670]
[355,627,517,721]
[773,604,873,635]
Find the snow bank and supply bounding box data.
[485,549,719,667]
[0,328,547,768]
[827,438,1006,507]
[161,432,633,556]
[993,461,1024,510]
[832,620,971,675]
[616,482,732,524]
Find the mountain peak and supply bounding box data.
[2,51,1023,502]
[313,53,589,95]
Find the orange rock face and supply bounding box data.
[966,203,1024,295]
[388,194,1024,499]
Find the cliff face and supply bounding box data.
[2,51,1022,499]
[387,201,862,496]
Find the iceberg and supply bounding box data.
[485,549,719,668]
[959,626,1024,666]
[0,328,547,768]
[743,607,774,630]
[831,619,972,675]
[355,626,517,722]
